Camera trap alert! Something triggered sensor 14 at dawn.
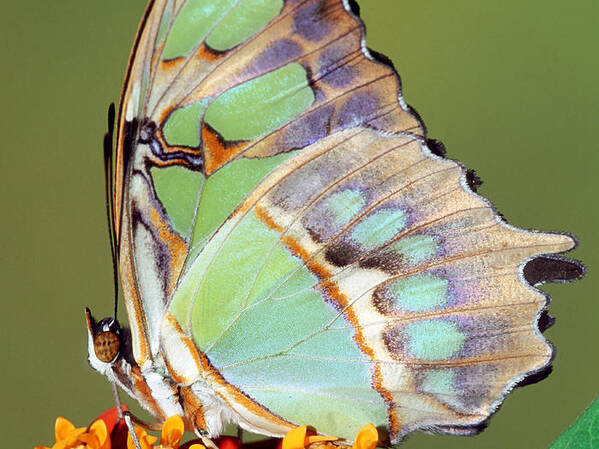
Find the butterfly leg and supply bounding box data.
[111,380,144,449]
[124,413,142,449]
[111,382,124,420]
[111,381,162,430]
[198,429,219,449]
[127,412,163,431]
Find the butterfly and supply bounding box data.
[85,0,583,445]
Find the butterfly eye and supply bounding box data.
[93,330,120,363]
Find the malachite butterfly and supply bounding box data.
[85,0,583,445]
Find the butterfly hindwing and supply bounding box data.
[161,128,574,441]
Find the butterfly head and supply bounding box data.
[85,307,123,372]
[84,308,167,419]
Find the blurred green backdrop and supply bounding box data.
[1,1,597,448]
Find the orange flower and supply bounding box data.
[35,416,110,449]
[350,424,378,449]
[280,424,378,449]
[127,415,204,449]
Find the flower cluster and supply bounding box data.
[35,416,111,449]
[35,408,200,449]
[36,407,378,449]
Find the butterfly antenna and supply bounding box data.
[103,102,119,320]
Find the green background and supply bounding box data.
[1,1,597,448]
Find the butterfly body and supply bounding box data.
[87,0,582,444]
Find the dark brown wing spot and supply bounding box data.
[523,255,584,286]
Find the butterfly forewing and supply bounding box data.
[115,0,421,367]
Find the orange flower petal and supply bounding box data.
[352,424,378,449]
[160,415,185,448]
[282,426,308,449]
[55,417,77,441]
[282,425,339,449]
[56,427,87,448]
[78,432,101,449]
[305,435,338,445]
[75,420,110,449]
[187,445,206,449]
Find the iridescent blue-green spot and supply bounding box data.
[404,320,466,360]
